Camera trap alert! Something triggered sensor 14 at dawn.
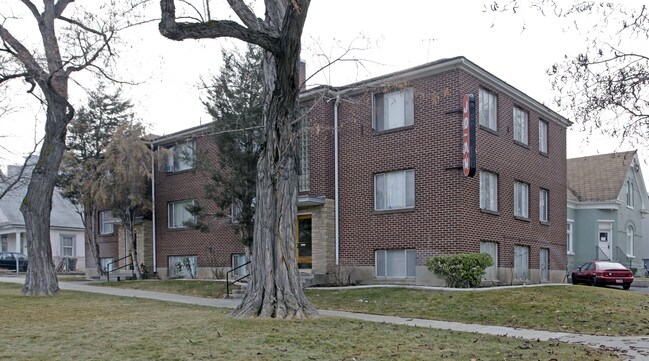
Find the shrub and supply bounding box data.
[427,253,493,288]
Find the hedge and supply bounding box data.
[426,253,493,288]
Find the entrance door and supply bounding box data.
[297,215,312,269]
[598,221,613,260]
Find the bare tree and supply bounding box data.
[0,1,143,295]
[160,0,317,318]
[491,1,649,146]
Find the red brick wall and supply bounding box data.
[331,68,567,272]
[299,96,335,199]
[154,134,244,273]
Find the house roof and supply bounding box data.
[567,150,637,202]
[300,56,571,128]
[0,182,83,230]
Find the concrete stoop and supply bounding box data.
[228,283,247,299]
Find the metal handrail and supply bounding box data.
[225,261,251,298]
[105,254,134,281]
[615,246,633,270]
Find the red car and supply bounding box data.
[571,261,634,290]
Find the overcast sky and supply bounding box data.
[2,0,648,187]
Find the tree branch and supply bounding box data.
[0,25,46,79]
[0,140,41,201]
[226,0,272,33]
[19,0,41,22]
[54,0,75,18]
[159,0,281,54]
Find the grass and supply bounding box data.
[0,283,622,360]
[90,279,232,299]
[306,285,649,336]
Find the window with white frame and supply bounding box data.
[627,180,634,208]
[513,107,528,145]
[514,181,529,218]
[539,188,549,223]
[166,141,195,172]
[373,88,414,131]
[100,257,114,273]
[231,199,243,224]
[169,255,198,278]
[168,200,195,229]
[60,235,75,257]
[232,254,248,277]
[478,89,497,131]
[99,210,115,235]
[540,248,549,282]
[514,245,529,282]
[480,241,498,280]
[375,249,416,278]
[298,115,310,191]
[566,220,574,254]
[538,120,548,154]
[627,225,635,257]
[479,170,498,212]
[1,234,7,252]
[374,170,415,211]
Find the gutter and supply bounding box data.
[334,94,341,265]
[150,142,157,273]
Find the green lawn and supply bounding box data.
[91,279,232,298]
[0,283,621,360]
[306,285,649,336]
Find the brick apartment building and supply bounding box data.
[90,56,570,286]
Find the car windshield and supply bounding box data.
[597,262,627,270]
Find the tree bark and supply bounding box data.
[20,97,70,296]
[83,206,105,276]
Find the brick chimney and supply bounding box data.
[299,60,306,92]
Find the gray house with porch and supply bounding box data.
[567,151,648,274]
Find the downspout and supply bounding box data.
[150,142,157,273]
[334,94,341,265]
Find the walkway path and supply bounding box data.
[2,276,648,360]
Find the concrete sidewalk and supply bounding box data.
[2,276,649,360]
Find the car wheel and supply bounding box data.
[590,277,598,287]
[623,283,631,290]
[571,273,578,285]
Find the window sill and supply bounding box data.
[627,254,636,259]
[514,140,529,149]
[99,233,115,236]
[374,207,415,215]
[514,216,530,222]
[373,125,414,135]
[162,168,194,175]
[479,125,498,136]
[626,206,634,210]
[480,208,500,216]
[567,252,575,256]
[374,276,416,279]
[540,221,550,226]
[167,227,191,231]
[539,151,549,158]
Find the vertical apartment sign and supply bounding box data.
[462,94,476,177]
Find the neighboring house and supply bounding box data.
[92,56,570,286]
[567,151,649,274]
[0,166,85,271]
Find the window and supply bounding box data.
[166,141,195,172]
[231,199,243,224]
[168,200,195,228]
[100,257,114,273]
[513,107,528,145]
[373,88,414,131]
[478,89,497,131]
[99,211,115,235]
[627,225,635,257]
[626,180,634,208]
[539,188,549,223]
[540,248,549,282]
[514,245,529,282]
[298,115,310,191]
[1,235,7,252]
[566,220,574,254]
[232,254,248,277]
[514,181,529,219]
[60,235,75,257]
[375,249,416,278]
[479,171,498,212]
[538,120,548,154]
[480,241,498,281]
[374,170,415,211]
[169,255,198,278]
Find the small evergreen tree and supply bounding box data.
[60,84,134,276]
[191,45,263,257]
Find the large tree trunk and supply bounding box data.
[20,98,69,296]
[230,43,317,319]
